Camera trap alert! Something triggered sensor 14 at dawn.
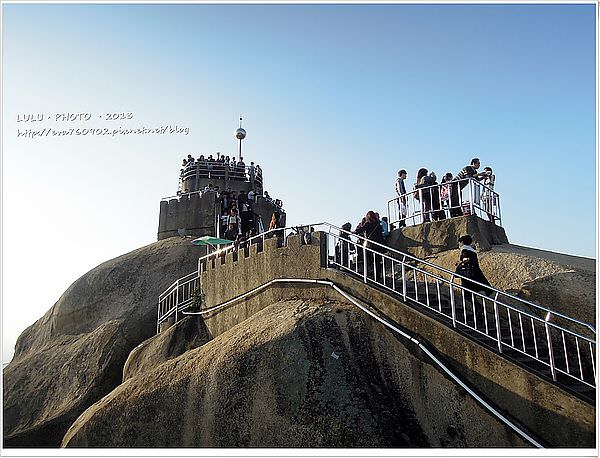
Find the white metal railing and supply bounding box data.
[157,222,595,392]
[181,162,263,185]
[387,178,501,228]
[157,271,199,333]
[324,223,595,390]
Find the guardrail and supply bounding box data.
[157,222,595,391]
[157,271,199,333]
[180,162,263,186]
[387,178,501,228]
[324,223,594,390]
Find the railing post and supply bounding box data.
[175,280,179,323]
[493,292,502,353]
[401,256,407,300]
[418,188,423,223]
[469,179,474,216]
[156,299,161,334]
[545,320,557,381]
[496,194,502,226]
[449,275,456,328]
[363,243,368,284]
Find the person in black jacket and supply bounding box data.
[455,235,492,327]
[336,222,353,268]
[355,211,385,280]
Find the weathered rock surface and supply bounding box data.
[123,316,211,382]
[387,215,509,258]
[3,237,204,447]
[62,300,528,448]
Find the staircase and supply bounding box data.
[332,247,596,404]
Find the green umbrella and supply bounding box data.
[191,235,234,248]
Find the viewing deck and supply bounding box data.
[179,161,263,195]
[387,177,501,228]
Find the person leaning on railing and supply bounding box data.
[414,168,432,223]
[455,157,488,208]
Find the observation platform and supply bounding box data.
[179,161,263,196]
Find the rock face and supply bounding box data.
[62,300,527,448]
[386,215,509,258]
[123,316,211,382]
[3,237,204,447]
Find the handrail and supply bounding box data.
[388,177,501,228]
[323,224,596,389]
[325,222,595,334]
[182,276,543,448]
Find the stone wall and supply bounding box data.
[199,233,323,339]
[158,192,218,241]
[157,193,284,241]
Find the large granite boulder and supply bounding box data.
[3,237,204,447]
[123,316,211,382]
[386,215,508,258]
[62,300,527,448]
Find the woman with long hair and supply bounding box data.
[414,168,432,223]
[355,211,385,280]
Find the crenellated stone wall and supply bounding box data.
[199,233,323,338]
[157,192,218,240]
[157,193,285,241]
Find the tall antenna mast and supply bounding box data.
[235,116,246,162]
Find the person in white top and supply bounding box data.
[227,208,242,234]
[482,166,496,223]
[395,169,408,227]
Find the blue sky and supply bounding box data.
[2,3,596,362]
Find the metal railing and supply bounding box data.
[324,223,595,390]
[157,271,199,333]
[180,162,263,186]
[387,178,501,228]
[157,222,596,392]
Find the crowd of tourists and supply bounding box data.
[334,210,492,317]
[180,153,263,185]
[395,158,496,224]
[218,188,284,243]
[333,158,495,309]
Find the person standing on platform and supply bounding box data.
[395,169,408,227]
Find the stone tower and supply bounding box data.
[157,121,286,241]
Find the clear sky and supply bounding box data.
[2,3,596,363]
